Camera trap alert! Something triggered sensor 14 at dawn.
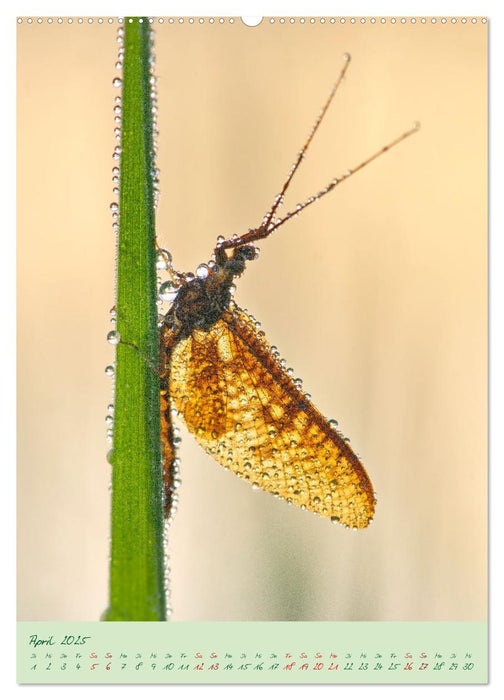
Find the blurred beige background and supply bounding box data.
[17,17,487,621]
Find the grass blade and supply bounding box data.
[103,18,166,622]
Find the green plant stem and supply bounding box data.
[103,18,165,621]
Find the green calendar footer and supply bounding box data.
[17,621,487,684]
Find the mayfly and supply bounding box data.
[158,54,418,529]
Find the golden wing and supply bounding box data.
[162,304,376,528]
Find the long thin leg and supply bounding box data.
[219,122,420,251]
[260,53,352,234]
[264,123,420,238]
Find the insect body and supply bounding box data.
[159,55,417,529]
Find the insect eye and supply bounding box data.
[240,245,256,261]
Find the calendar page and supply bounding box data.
[16,13,487,685]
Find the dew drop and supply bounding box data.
[328,419,339,430]
[107,330,121,345]
[159,281,178,301]
[196,263,209,279]
[112,77,122,88]
[105,365,115,377]
[156,249,172,269]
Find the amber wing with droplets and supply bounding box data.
[161,305,375,528]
